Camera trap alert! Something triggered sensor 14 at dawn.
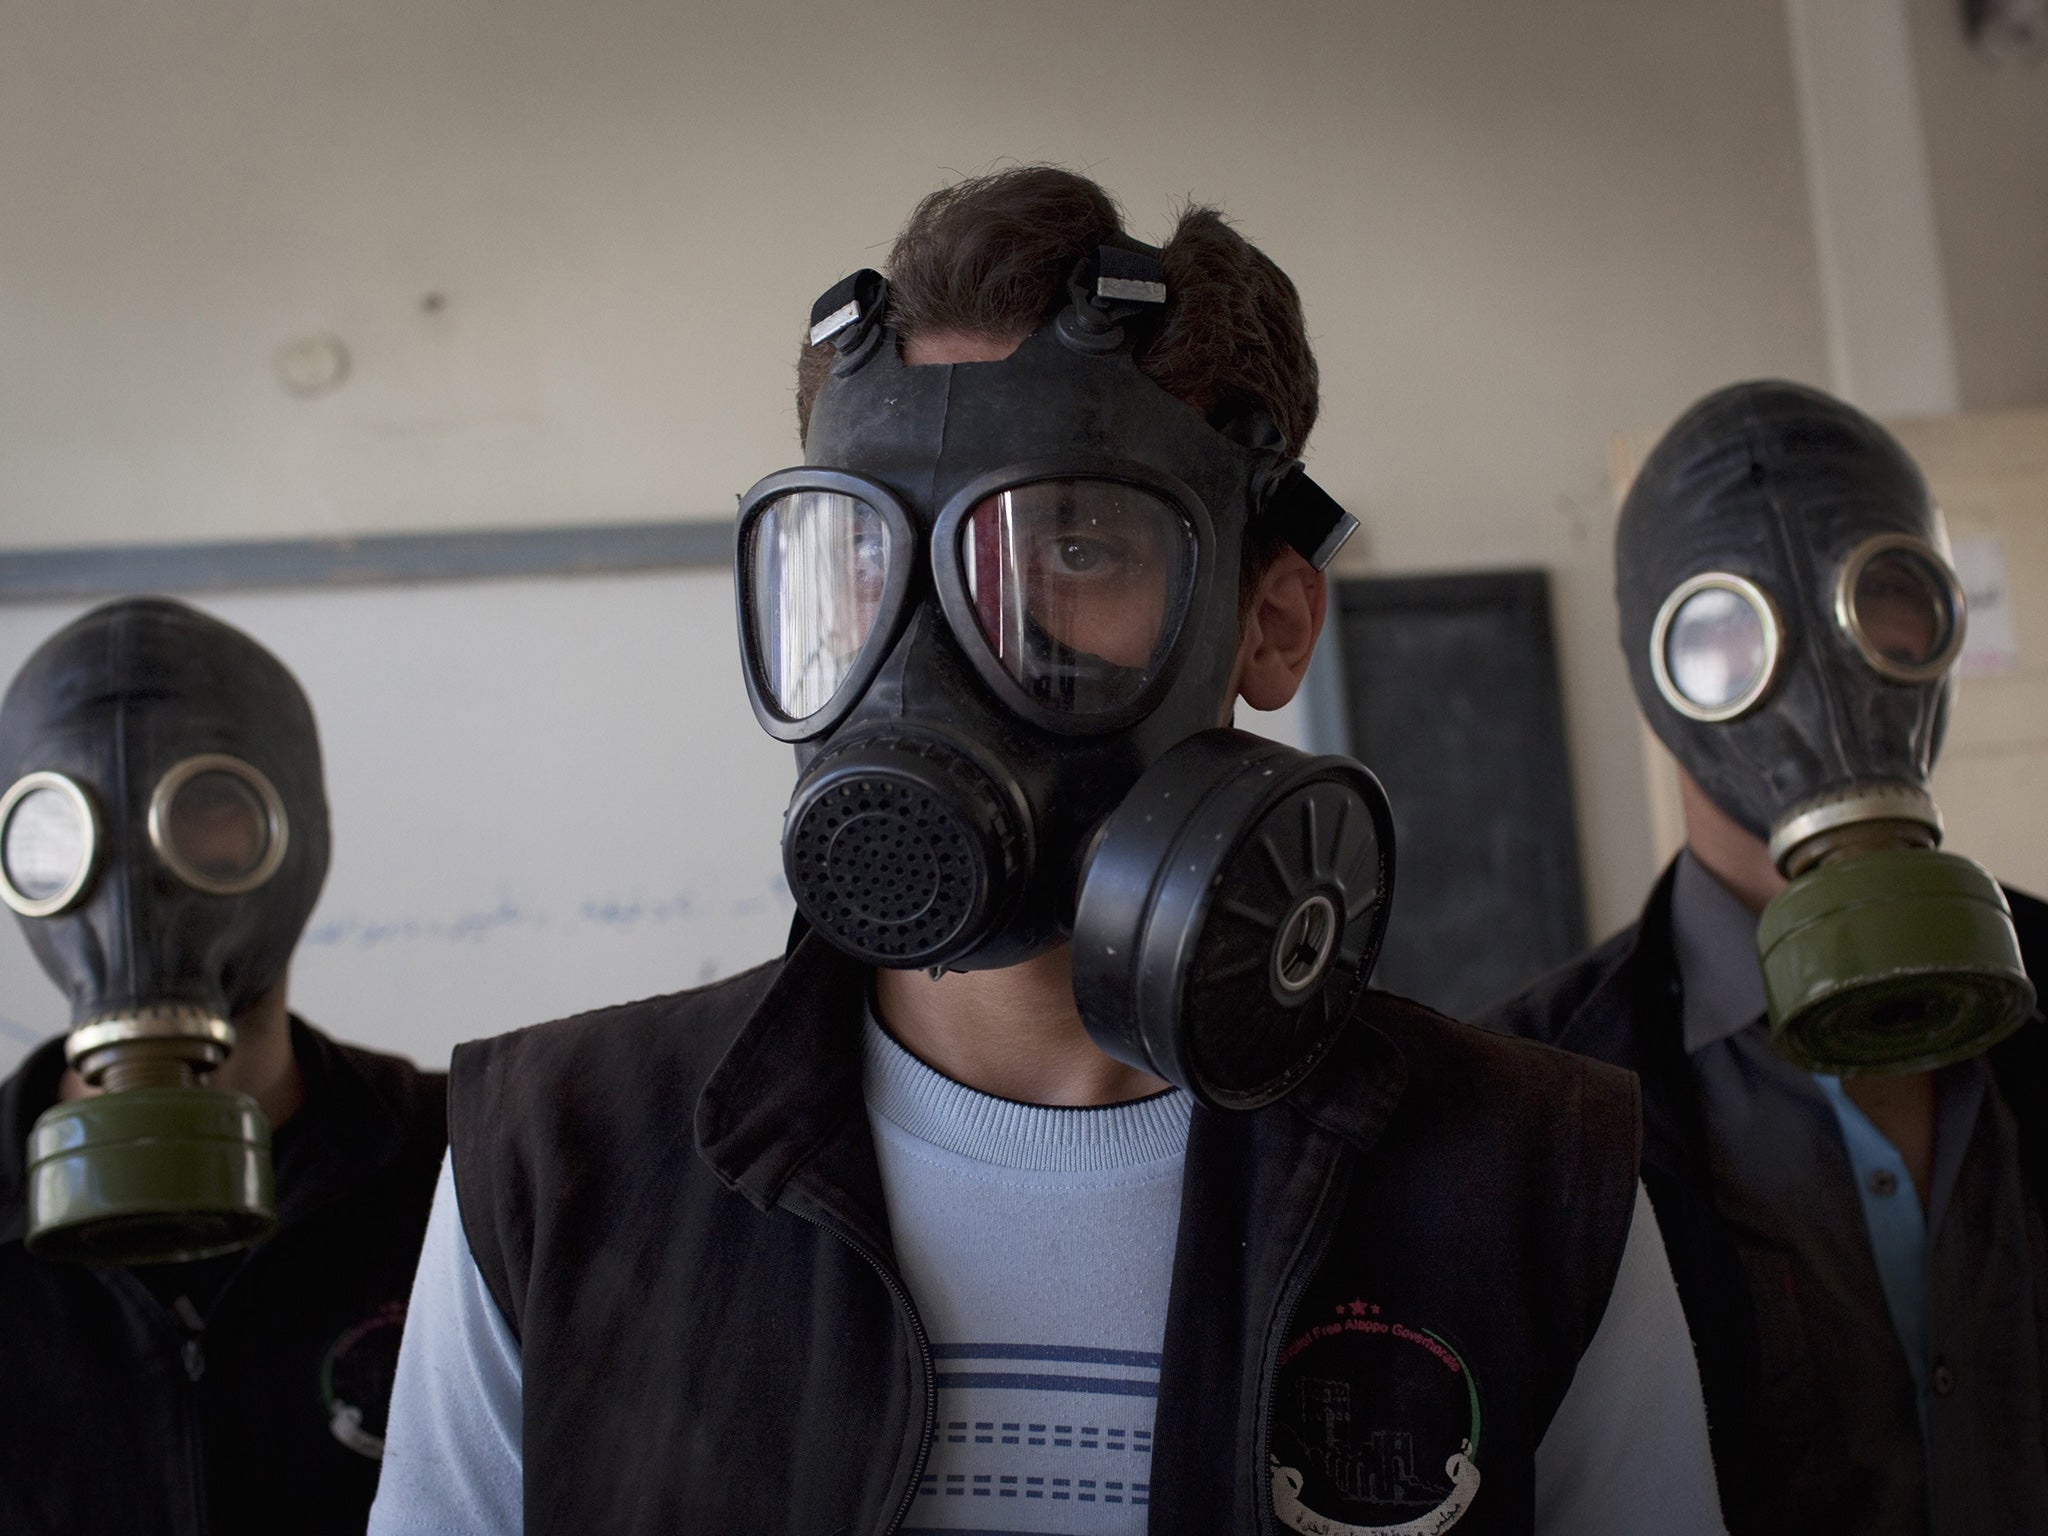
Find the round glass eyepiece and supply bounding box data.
[0,772,99,918]
[958,478,1195,716]
[149,755,289,895]
[744,488,893,723]
[1650,573,1782,722]
[1836,535,1964,683]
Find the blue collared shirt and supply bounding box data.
[1811,1067,1985,1454]
[1668,850,2043,1535]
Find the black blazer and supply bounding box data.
[1482,864,2048,1536]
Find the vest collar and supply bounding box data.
[693,932,1413,1213]
[270,1016,414,1228]
[1565,858,1723,1202]
[0,1034,68,1247]
[1669,850,1767,1054]
[1556,858,1686,1080]
[1283,995,1411,1155]
[693,932,873,1214]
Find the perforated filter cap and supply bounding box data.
[782,732,1024,968]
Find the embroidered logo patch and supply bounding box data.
[1270,1299,1482,1535]
[319,1300,408,1461]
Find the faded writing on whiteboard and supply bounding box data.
[303,878,792,951]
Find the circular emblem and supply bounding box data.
[320,1300,408,1461]
[1270,1299,1483,1535]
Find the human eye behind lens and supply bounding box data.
[1036,499,1147,571]
[857,532,888,577]
[1048,532,1131,577]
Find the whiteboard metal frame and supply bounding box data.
[0,521,735,602]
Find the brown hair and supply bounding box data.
[794,167,1319,606]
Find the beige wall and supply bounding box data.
[1907,0,2048,412]
[0,0,1834,941]
[1894,410,2048,894]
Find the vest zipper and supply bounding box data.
[172,1294,211,1536]
[785,1203,936,1536]
[1251,1179,1343,1536]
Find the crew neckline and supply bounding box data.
[860,1014,1191,1173]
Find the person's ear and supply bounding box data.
[1229,548,1328,713]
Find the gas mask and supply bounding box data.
[735,252,1396,1109]
[0,598,330,1262]
[1619,380,2033,1074]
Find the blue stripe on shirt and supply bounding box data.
[936,1372,1159,1398]
[932,1343,1162,1367]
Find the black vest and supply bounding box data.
[450,936,1642,1535]
[0,1019,447,1536]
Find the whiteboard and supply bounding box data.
[0,568,800,1073]
[0,566,1314,1073]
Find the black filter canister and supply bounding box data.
[1073,729,1396,1110]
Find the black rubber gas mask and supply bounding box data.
[0,598,330,1262]
[1619,380,2032,1074]
[736,253,1396,1108]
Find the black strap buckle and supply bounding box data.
[808,269,889,351]
[1264,464,1359,570]
[1057,244,1168,356]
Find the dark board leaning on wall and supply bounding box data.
[1331,570,1586,1019]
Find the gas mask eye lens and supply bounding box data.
[959,479,1194,715]
[1669,589,1766,706]
[0,772,99,917]
[1837,536,1963,681]
[746,489,893,722]
[165,774,268,880]
[149,756,289,895]
[1650,573,1782,722]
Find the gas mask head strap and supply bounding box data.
[803,250,1355,570]
[808,268,891,370]
[1070,240,1359,569]
[1056,242,1169,354]
[1260,463,1359,571]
